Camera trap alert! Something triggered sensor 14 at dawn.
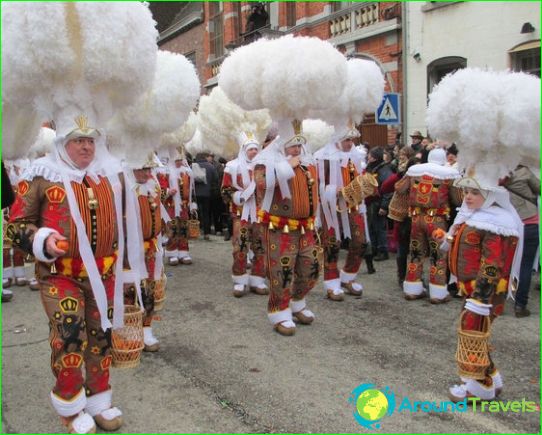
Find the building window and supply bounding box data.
[232,1,242,41]
[510,41,540,77]
[286,2,296,27]
[209,2,224,58]
[331,1,352,13]
[427,56,467,96]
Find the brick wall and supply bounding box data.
[159,24,206,91]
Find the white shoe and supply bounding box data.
[29,278,40,291]
[232,284,245,298]
[449,379,495,402]
[143,327,159,352]
[61,411,96,434]
[2,289,13,302]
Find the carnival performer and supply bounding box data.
[3,159,39,291]
[222,132,269,297]
[219,35,349,335]
[314,126,374,301]
[122,155,164,352]
[8,117,126,433]
[394,147,461,303]
[2,2,159,432]
[253,124,320,335]
[158,147,197,266]
[426,68,539,401]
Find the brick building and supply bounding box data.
[151,2,404,147]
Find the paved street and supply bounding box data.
[2,235,540,433]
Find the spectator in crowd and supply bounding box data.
[409,130,424,153]
[218,157,232,241]
[501,165,540,318]
[446,143,459,169]
[193,152,219,240]
[207,153,225,235]
[244,2,269,42]
[365,146,394,261]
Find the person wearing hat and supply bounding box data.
[409,130,424,153]
[157,147,197,266]
[221,132,269,298]
[314,125,373,301]
[446,143,459,169]
[7,115,125,433]
[253,121,320,336]
[437,171,523,402]
[123,154,164,352]
[394,147,461,303]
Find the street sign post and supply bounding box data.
[376,93,401,125]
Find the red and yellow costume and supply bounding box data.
[124,181,162,328]
[254,158,320,332]
[395,151,461,302]
[7,171,120,417]
[446,198,521,401]
[156,164,195,264]
[222,164,267,294]
[314,144,370,300]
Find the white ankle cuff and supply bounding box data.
[403,280,424,296]
[85,390,112,417]
[290,298,306,313]
[51,388,86,417]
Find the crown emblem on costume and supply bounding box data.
[100,355,113,370]
[74,115,91,134]
[60,296,78,313]
[62,353,83,368]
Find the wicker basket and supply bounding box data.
[111,305,144,369]
[388,191,409,222]
[187,217,200,239]
[153,273,167,312]
[341,173,379,208]
[456,312,491,379]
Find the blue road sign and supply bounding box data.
[376,93,401,125]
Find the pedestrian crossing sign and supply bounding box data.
[376,93,401,125]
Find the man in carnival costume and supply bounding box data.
[253,121,320,336]
[8,115,125,433]
[314,124,374,301]
[123,154,165,352]
[395,147,461,303]
[157,147,197,266]
[2,2,159,432]
[222,132,269,297]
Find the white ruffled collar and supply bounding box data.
[462,206,521,237]
[406,162,460,180]
[20,154,117,184]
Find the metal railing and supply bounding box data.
[329,2,380,38]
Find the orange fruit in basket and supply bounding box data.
[432,228,446,239]
[56,240,70,251]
